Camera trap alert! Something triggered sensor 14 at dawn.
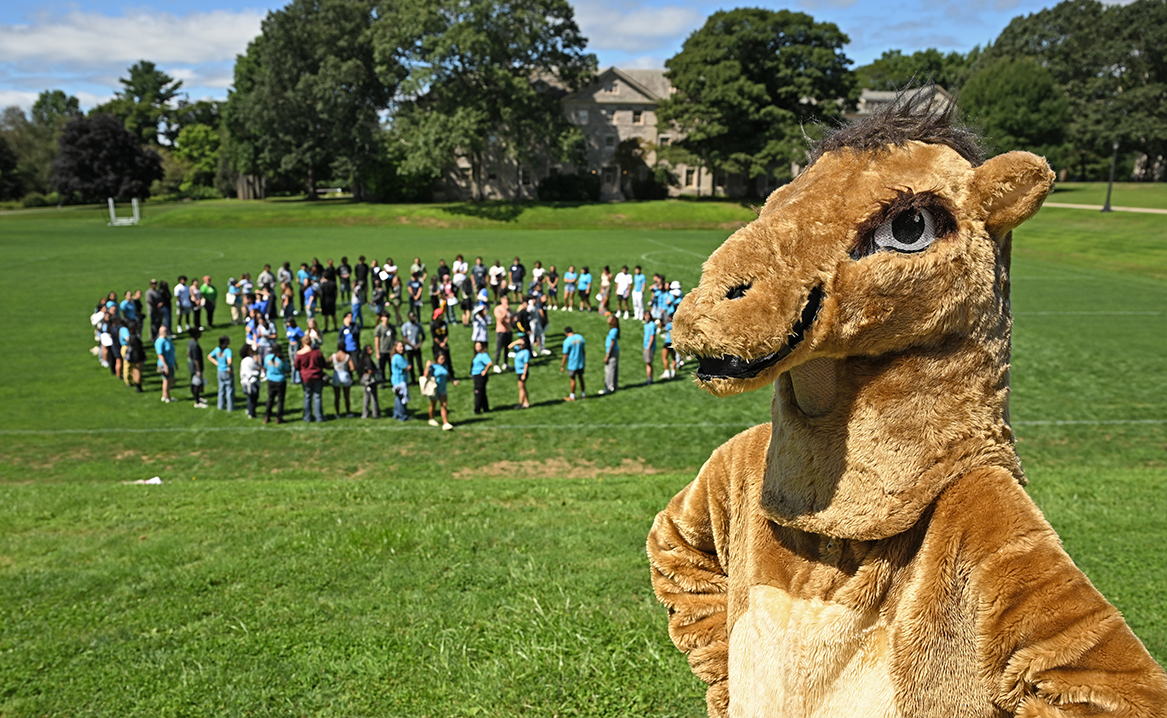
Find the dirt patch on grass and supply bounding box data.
[453,457,662,480]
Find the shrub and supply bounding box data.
[536,172,600,202]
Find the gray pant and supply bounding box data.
[604,355,618,393]
[362,384,380,418]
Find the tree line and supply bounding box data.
[1,0,1163,207]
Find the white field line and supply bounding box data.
[2,418,1165,436]
[1044,202,1167,215]
[1015,311,1161,316]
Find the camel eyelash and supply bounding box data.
[850,190,957,259]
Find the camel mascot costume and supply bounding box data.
[647,97,1167,717]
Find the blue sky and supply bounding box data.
[0,0,1083,112]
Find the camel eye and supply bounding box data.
[874,208,936,253]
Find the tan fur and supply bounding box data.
[649,139,1167,716]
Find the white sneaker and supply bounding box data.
[540,349,551,356]
[501,364,508,371]
[442,423,453,431]
[493,365,502,373]
[507,351,516,358]
[428,418,439,426]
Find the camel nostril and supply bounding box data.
[726,283,750,300]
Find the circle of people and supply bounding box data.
[91,255,688,428]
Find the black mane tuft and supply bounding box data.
[808,87,986,168]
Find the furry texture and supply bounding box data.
[648,105,1167,716]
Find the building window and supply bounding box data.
[659,135,671,146]
[633,110,643,125]
[520,168,531,185]
[605,136,616,149]
[487,134,498,145]
[578,109,588,124]
[715,172,726,187]
[685,169,695,187]
[459,167,471,182]
[603,167,616,185]
[603,82,617,94]
[488,171,498,180]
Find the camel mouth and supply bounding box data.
[695,285,824,381]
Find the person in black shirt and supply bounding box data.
[338,256,352,304]
[354,256,369,306]
[436,259,451,283]
[188,328,207,407]
[323,258,337,282]
[145,280,161,342]
[320,276,338,332]
[509,257,526,296]
[125,323,146,392]
[430,310,456,382]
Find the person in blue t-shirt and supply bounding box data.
[509,337,532,408]
[424,352,454,429]
[559,326,586,400]
[577,266,593,312]
[390,341,411,421]
[207,335,235,411]
[339,311,360,353]
[632,266,647,320]
[263,343,288,423]
[120,291,138,323]
[154,325,177,403]
[642,311,658,385]
[471,340,493,414]
[303,282,317,319]
[599,315,620,395]
[284,318,305,359]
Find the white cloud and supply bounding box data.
[0,9,264,66]
[618,55,668,70]
[575,4,705,53]
[0,89,39,109]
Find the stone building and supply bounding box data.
[438,67,720,201]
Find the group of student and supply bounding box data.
[89,253,689,426]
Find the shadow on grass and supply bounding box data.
[442,202,529,223]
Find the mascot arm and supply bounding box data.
[965,477,1167,716]
[647,447,734,718]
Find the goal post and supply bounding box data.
[107,197,140,226]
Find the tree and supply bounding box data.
[0,90,83,195]
[224,0,392,198]
[959,57,1070,159]
[167,99,223,146]
[92,61,184,145]
[174,123,222,193]
[375,0,596,200]
[52,114,163,202]
[854,48,977,91]
[0,134,21,200]
[655,8,856,196]
[31,90,82,130]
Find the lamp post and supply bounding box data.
[1101,139,1119,213]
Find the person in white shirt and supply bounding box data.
[530,261,545,292]
[452,254,469,296]
[614,265,633,319]
[239,345,261,418]
[174,276,192,333]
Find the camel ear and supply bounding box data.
[972,151,1055,239]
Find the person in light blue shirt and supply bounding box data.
[470,340,492,414]
[600,315,620,395]
[424,353,453,429]
[562,265,578,311]
[559,326,586,400]
[119,291,138,323]
[577,266,593,312]
[390,341,411,421]
[263,343,288,423]
[642,312,658,384]
[632,266,647,320]
[509,337,531,408]
[207,335,234,411]
[154,325,177,403]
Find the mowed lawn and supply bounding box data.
[1,198,1165,716]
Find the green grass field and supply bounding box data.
[1,198,1165,716]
